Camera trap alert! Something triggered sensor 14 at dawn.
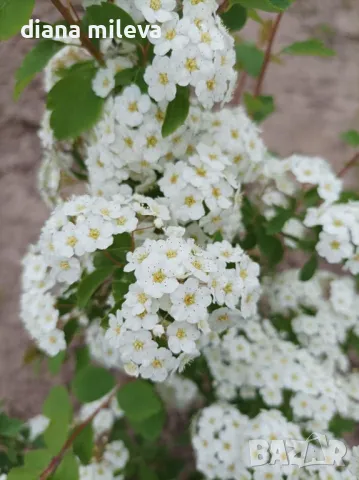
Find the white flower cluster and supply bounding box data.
[74,101,266,235]
[104,227,260,382]
[20,193,260,381]
[156,374,200,410]
[88,0,236,109]
[192,404,354,480]
[20,192,156,357]
[203,318,348,431]
[304,202,359,273]
[264,269,359,369]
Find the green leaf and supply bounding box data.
[131,409,165,442]
[14,39,64,100]
[329,415,355,437]
[83,2,144,45]
[282,39,335,57]
[47,63,105,140]
[77,266,114,309]
[221,4,247,32]
[47,350,66,375]
[43,386,72,453]
[75,346,91,372]
[338,190,359,203]
[244,93,275,122]
[231,0,290,12]
[115,67,138,87]
[139,461,160,480]
[112,269,135,303]
[266,208,293,235]
[235,43,264,77]
[72,365,115,402]
[117,380,163,423]
[341,130,359,147]
[0,0,34,40]
[0,413,23,438]
[299,254,318,282]
[53,452,79,480]
[257,228,284,266]
[162,86,190,138]
[7,467,39,480]
[302,187,321,207]
[23,450,53,474]
[73,423,94,465]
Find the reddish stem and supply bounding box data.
[39,388,118,480]
[254,12,283,97]
[233,71,248,104]
[337,152,359,178]
[50,0,105,66]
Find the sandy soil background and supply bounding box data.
[0,0,359,417]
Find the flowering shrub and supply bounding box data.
[2,0,359,479]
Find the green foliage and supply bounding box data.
[0,413,23,438]
[231,0,292,12]
[235,43,264,77]
[43,386,72,453]
[113,269,135,303]
[341,129,359,147]
[77,265,114,309]
[0,0,34,40]
[162,86,190,137]
[73,423,94,465]
[221,4,247,32]
[72,365,115,402]
[257,227,284,267]
[47,350,66,375]
[53,452,79,480]
[265,208,293,235]
[117,380,165,441]
[115,67,138,87]
[47,63,105,140]
[23,449,53,476]
[83,2,144,46]
[299,254,318,282]
[14,39,64,99]
[244,93,275,123]
[282,39,335,57]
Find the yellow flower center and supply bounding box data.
[185,58,198,72]
[159,73,169,85]
[184,294,195,306]
[152,270,166,283]
[60,261,70,270]
[133,340,144,351]
[147,135,158,148]
[150,0,161,10]
[165,29,176,40]
[89,228,100,240]
[66,236,78,247]
[184,195,196,207]
[128,101,138,112]
[176,328,186,339]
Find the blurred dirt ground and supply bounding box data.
[0,0,359,417]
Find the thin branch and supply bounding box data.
[39,388,118,480]
[337,152,359,178]
[254,12,283,97]
[50,0,105,66]
[217,0,229,14]
[232,71,247,104]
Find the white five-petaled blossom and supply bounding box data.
[135,0,176,23]
[144,55,177,102]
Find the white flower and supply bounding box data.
[172,186,205,222]
[121,329,158,364]
[140,347,177,381]
[135,0,176,23]
[188,23,225,59]
[103,440,129,470]
[105,310,127,347]
[171,45,211,87]
[136,254,179,298]
[167,321,200,354]
[76,215,114,254]
[92,68,115,98]
[52,257,81,284]
[170,278,211,323]
[38,329,66,357]
[144,55,177,102]
[317,232,353,263]
[27,415,50,441]
[138,123,166,163]
[115,85,151,127]
[150,15,189,55]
